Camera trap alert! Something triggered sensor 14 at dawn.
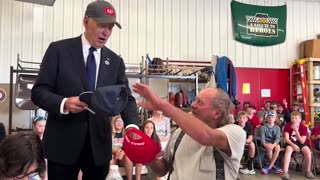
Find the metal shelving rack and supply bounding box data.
[126,56,211,123]
[9,54,40,134]
[8,55,211,132]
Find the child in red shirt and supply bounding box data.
[246,105,260,136]
[311,125,320,150]
[281,111,314,180]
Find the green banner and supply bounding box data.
[231,1,286,46]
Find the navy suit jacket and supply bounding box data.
[31,35,139,166]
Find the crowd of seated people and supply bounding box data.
[2,99,320,180]
[237,100,317,179]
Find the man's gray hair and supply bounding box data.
[211,88,234,127]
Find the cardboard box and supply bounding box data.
[300,39,320,58]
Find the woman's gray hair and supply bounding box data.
[210,88,234,127]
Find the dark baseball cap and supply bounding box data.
[264,100,272,104]
[79,84,128,116]
[248,105,256,110]
[85,1,122,29]
[243,101,250,105]
[123,128,161,163]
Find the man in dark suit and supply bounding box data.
[31,1,139,180]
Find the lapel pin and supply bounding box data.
[105,58,110,65]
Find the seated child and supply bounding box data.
[33,116,47,140]
[237,111,256,175]
[311,124,320,173]
[311,124,320,150]
[110,115,135,180]
[136,120,162,180]
[246,105,260,136]
[260,112,283,175]
[148,110,170,144]
[31,116,47,180]
[281,111,315,180]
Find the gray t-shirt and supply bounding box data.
[260,124,281,144]
[164,124,246,180]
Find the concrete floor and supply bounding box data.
[239,171,318,180]
[124,171,318,180]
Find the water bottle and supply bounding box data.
[106,165,123,180]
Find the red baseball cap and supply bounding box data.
[123,128,161,163]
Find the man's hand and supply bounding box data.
[64,96,87,113]
[132,83,166,111]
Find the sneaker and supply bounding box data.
[239,164,243,169]
[239,168,256,175]
[272,166,283,174]
[305,171,315,179]
[261,166,270,175]
[281,172,289,180]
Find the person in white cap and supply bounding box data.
[31,1,139,180]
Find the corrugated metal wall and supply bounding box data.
[0,0,320,83]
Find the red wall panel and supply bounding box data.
[235,68,290,111]
[259,69,290,109]
[235,68,260,111]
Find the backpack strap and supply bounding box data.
[167,130,225,180]
[214,148,225,180]
[167,129,185,180]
